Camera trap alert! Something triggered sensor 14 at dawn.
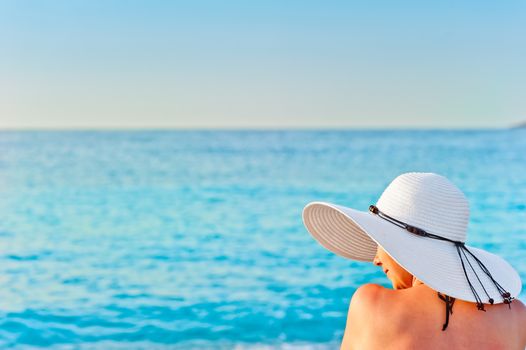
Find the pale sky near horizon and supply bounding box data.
[1,0,525,129]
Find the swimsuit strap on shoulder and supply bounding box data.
[437,292,456,331]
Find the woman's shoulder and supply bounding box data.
[342,284,436,348]
[510,298,526,345]
[341,284,395,349]
[346,283,400,328]
[350,283,415,309]
[348,284,392,313]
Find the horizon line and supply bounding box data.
[0,125,523,132]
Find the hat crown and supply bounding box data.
[376,173,469,242]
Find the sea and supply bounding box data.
[0,129,525,349]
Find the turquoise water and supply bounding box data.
[0,130,525,349]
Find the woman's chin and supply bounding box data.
[392,281,410,290]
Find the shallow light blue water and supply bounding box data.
[0,129,525,349]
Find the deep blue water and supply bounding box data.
[0,129,525,349]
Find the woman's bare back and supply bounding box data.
[342,283,526,350]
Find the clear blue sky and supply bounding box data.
[1,0,525,129]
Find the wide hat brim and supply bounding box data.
[302,201,522,304]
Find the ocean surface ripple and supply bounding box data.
[0,130,524,349]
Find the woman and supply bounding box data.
[302,172,526,349]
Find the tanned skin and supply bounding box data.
[340,246,526,350]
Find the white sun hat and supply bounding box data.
[302,172,522,306]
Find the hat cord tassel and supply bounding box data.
[455,243,514,309]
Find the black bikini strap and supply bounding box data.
[438,292,456,331]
